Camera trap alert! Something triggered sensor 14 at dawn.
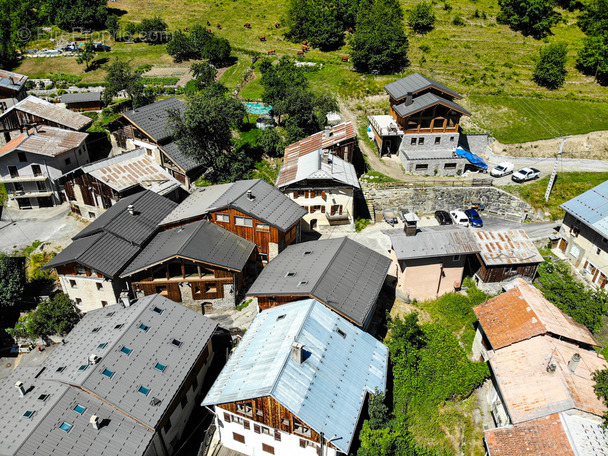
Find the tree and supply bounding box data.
[286,0,350,51]
[167,25,232,66]
[0,254,25,307]
[139,16,168,44]
[106,14,120,39]
[51,0,108,31]
[76,40,96,71]
[166,30,193,62]
[497,0,560,39]
[123,21,140,41]
[408,1,436,35]
[259,128,284,157]
[593,368,608,427]
[102,58,154,108]
[168,85,246,182]
[533,43,568,89]
[577,34,608,85]
[351,0,409,74]
[578,0,608,37]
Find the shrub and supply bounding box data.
[452,14,466,26]
[408,1,436,35]
[533,43,568,89]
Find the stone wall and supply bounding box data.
[362,184,532,221]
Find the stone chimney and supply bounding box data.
[405,95,413,106]
[568,353,581,373]
[15,381,25,396]
[403,212,419,237]
[291,342,304,365]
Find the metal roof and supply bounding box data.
[386,226,479,260]
[276,149,360,189]
[474,279,599,350]
[559,411,608,455]
[60,92,101,104]
[121,220,256,276]
[159,140,201,173]
[41,294,218,429]
[81,148,181,195]
[488,336,607,425]
[123,97,185,143]
[0,126,88,158]
[474,230,544,266]
[0,95,92,131]
[160,179,307,231]
[246,238,391,327]
[560,180,608,239]
[384,73,462,101]
[392,92,471,118]
[201,299,388,454]
[0,70,27,96]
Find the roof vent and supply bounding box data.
[247,189,255,201]
[127,204,135,216]
[90,415,100,430]
[89,354,101,365]
[324,126,331,138]
[15,381,25,397]
[546,360,557,373]
[291,342,304,365]
[120,291,131,307]
[150,397,162,406]
[403,212,419,237]
[568,353,581,373]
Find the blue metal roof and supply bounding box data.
[560,180,608,238]
[202,299,388,454]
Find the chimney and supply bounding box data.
[291,342,304,365]
[247,189,254,201]
[403,212,419,237]
[90,415,100,430]
[127,204,135,216]
[120,291,131,307]
[15,381,25,396]
[405,95,413,106]
[568,353,581,373]
[324,126,331,138]
[89,354,101,365]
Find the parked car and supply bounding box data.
[94,43,111,52]
[512,167,541,183]
[434,210,453,225]
[490,162,514,177]
[383,208,398,226]
[464,209,483,227]
[40,49,62,55]
[450,210,469,227]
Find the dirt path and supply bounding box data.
[492,131,608,160]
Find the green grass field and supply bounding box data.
[13,0,608,143]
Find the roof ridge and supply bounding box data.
[178,220,205,258]
[310,238,348,297]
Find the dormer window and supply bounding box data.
[59,422,73,432]
[139,323,150,332]
[73,404,86,414]
[236,402,253,417]
[286,272,296,278]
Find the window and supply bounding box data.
[75,298,82,305]
[23,410,35,419]
[262,426,271,435]
[257,409,264,417]
[236,402,253,417]
[69,280,77,288]
[96,282,103,290]
[56,366,66,373]
[233,433,245,444]
[444,163,457,169]
[153,306,164,314]
[418,137,424,145]
[155,362,166,372]
[274,430,281,441]
[115,324,124,330]
[18,152,27,162]
[78,364,88,371]
[256,223,270,231]
[88,212,96,219]
[97,343,107,349]
[450,136,455,141]
[285,272,297,277]
[8,166,18,178]
[235,216,253,227]
[336,328,347,338]
[73,404,86,414]
[180,395,188,409]
[415,164,429,170]
[262,443,275,454]
[32,164,42,176]
[38,394,49,401]
[102,368,114,378]
[293,419,311,437]
[120,346,132,355]
[597,247,601,256]
[216,213,229,223]
[282,418,289,426]
[101,301,108,307]
[408,137,417,146]
[138,386,150,396]
[59,422,73,432]
[254,424,261,434]
[91,327,101,333]
[434,137,441,145]
[65,158,71,166]
[453,255,461,262]
[171,339,182,348]
[139,323,150,332]
[243,420,250,430]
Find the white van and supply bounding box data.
[450,210,470,227]
[490,162,514,177]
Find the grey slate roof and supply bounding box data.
[560,180,608,239]
[60,92,101,104]
[160,140,201,173]
[161,179,307,231]
[45,191,177,277]
[123,97,185,143]
[385,226,480,260]
[392,92,471,118]
[384,73,462,101]
[121,220,256,276]
[247,238,391,327]
[202,299,389,454]
[1,294,216,456]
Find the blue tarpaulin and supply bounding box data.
[455,147,488,170]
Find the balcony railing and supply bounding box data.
[9,190,53,198]
[0,174,48,183]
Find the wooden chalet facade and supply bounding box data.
[61,92,103,111]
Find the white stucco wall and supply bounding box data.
[59,275,126,313]
[289,187,355,231]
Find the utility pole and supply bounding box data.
[545,137,567,202]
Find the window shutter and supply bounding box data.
[321,191,326,200]
[254,424,261,434]
[224,413,231,423]
[294,191,299,198]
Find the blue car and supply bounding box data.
[464,209,483,227]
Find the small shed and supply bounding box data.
[61,92,102,111]
[473,229,543,283]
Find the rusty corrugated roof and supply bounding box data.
[277,121,355,187]
[474,279,599,350]
[0,126,87,157]
[474,229,544,266]
[2,95,92,130]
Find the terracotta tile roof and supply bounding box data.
[488,336,607,424]
[485,414,575,456]
[277,121,355,187]
[474,230,544,266]
[474,279,599,349]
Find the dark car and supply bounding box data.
[94,43,111,52]
[464,209,483,228]
[434,210,453,225]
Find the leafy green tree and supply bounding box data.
[351,0,409,74]
[167,25,231,66]
[76,40,96,71]
[49,0,108,31]
[102,58,154,108]
[578,0,608,36]
[408,1,436,35]
[139,16,168,44]
[497,0,560,39]
[0,254,25,307]
[166,30,193,62]
[593,368,608,427]
[577,34,608,85]
[259,128,284,157]
[106,14,120,38]
[286,0,349,50]
[533,43,568,89]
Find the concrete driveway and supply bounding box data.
[0,203,86,253]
